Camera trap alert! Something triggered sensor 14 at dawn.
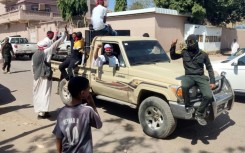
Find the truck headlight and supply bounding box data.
[170,85,200,100]
[170,85,183,100]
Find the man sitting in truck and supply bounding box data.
[91,0,117,36]
[93,44,119,67]
[59,32,84,81]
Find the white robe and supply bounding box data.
[33,32,67,113]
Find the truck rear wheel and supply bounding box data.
[138,96,176,139]
[59,79,72,105]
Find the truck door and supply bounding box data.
[91,42,129,102]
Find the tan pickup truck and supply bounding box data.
[51,36,234,139]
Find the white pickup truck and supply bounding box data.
[1,36,38,59]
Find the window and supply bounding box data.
[10,38,19,44]
[19,38,28,43]
[45,5,51,12]
[123,40,169,66]
[238,56,245,66]
[31,5,38,11]
[205,36,221,42]
[101,43,124,66]
[196,35,203,42]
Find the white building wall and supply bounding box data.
[185,24,222,52]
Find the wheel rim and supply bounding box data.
[144,106,164,130]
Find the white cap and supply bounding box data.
[104,44,112,49]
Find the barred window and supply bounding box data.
[205,36,221,42]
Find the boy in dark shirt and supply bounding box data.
[53,76,102,153]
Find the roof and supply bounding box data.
[96,36,157,42]
[107,7,190,17]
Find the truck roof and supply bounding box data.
[95,36,157,42]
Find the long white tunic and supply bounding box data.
[33,32,67,113]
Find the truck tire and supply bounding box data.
[59,79,72,105]
[29,54,33,59]
[138,96,177,139]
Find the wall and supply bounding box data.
[0,23,28,40]
[185,24,222,52]
[155,14,186,51]
[106,13,156,38]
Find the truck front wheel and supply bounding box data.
[59,79,72,105]
[138,96,177,139]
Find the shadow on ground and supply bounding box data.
[0,84,16,105]
[11,70,31,74]
[95,99,139,123]
[168,113,235,145]
[0,123,55,153]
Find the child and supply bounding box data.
[53,76,102,153]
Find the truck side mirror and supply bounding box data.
[231,59,238,66]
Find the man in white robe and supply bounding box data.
[32,26,68,119]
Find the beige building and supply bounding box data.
[0,0,101,42]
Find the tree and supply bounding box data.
[129,1,144,10]
[57,0,88,24]
[153,0,245,26]
[129,0,153,10]
[115,0,127,12]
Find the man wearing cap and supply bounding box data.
[91,0,117,36]
[170,35,215,126]
[93,44,118,67]
[59,32,85,81]
[32,26,68,119]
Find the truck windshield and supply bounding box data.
[123,41,170,65]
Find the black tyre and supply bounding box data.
[138,96,177,139]
[59,79,72,105]
[29,54,33,59]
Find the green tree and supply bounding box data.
[57,0,88,22]
[115,0,127,12]
[129,0,153,10]
[153,0,245,26]
[129,1,144,10]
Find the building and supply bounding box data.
[0,0,101,42]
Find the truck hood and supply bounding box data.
[129,62,185,86]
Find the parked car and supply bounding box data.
[212,51,245,95]
[0,35,38,59]
[227,48,245,60]
[57,34,71,52]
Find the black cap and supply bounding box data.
[186,34,198,41]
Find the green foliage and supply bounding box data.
[129,1,144,10]
[129,0,153,10]
[153,0,245,26]
[57,0,88,22]
[115,0,127,12]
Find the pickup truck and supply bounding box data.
[51,32,234,139]
[1,36,38,59]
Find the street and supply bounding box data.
[0,55,245,153]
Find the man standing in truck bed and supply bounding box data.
[170,35,215,126]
